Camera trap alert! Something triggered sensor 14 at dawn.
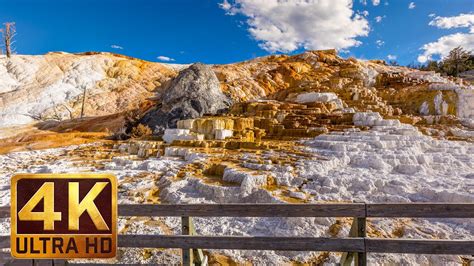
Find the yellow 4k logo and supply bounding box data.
[11,173,117,259]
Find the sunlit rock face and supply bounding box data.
[214,50,471,121]
[140,63,233,132]
[0,52,177,127]
[1,50,472,138]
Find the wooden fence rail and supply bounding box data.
[1,203,473,218]
[0,203,473,266]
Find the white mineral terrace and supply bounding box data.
[0,114,473,264]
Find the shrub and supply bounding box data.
[131,124,153,138]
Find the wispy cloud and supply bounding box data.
[429,13,474,30]
[376,39,385,48]
[387,54,397,60]
[408,2,415,9]
[157,56,175,62]
[111,44,123,50]
[375,16,383,23]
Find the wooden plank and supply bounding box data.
[2,234,365,252]
[118,204,366,217]
[4,203,474,218]
[367,203,474,218]
[5,235,474,255]
[33,260,53,265]
[366,239,474,255]
[51,260,67,266]
[5,260,34,266]
[118,235,365,252]
[0,251,13,265]
[0,206,9,218]
[0,235,9,249]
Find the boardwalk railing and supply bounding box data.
[0,203,473,265]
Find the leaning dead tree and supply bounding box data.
[80,85,87,118]
[0,22,16,58]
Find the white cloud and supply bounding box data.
[376,39,385,48]
[375,16,383,23]
[111,45,123,50]
[387,54,397,60]
[408,2,415,9]
[418,13,474,63]
[362,10,369,17]
[428,13,436,18]
[361,0,380,6]
[429,13,474,31]
[157,56,175,62]
[219,0,233,14]
[219,0,370,53]
[418,33,474,63]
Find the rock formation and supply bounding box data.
[140,63,233,132]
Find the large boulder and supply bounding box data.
[140,63,232,132]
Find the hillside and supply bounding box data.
[0,50,473,265]
[0,52,177,127]
[1,50,473,136]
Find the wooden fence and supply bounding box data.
[0,203,473,265]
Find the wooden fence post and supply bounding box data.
[182,216,194,266]
[355,217,367,266]
[340,216,367,266]
[182,216,207,266]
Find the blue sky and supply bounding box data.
[0,0,472,65]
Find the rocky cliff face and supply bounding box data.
[214,49,473,120]
[139,63,232,132]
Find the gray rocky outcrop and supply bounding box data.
[140,63,232,133]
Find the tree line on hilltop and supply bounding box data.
[391,46,474,78]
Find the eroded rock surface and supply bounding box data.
[140,63,232,132]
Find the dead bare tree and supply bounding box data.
[0,22,16,58]
[80,85,87,118]
[62,103,74,120]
